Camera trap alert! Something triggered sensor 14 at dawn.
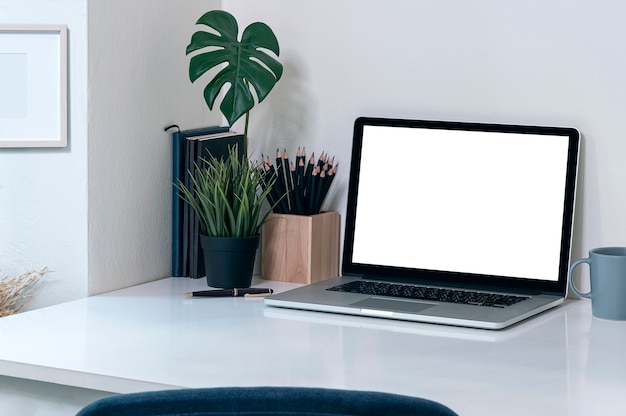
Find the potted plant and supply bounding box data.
[176,145,277,288]
[180,10,283,287]
[186,10,283,156]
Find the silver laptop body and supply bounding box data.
[265,117,580,330]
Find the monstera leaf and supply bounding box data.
[186,10,283,128]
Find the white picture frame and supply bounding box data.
[0,24,67,148]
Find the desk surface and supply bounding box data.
[0,277,625,415]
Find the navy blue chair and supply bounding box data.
[76,386,458,416]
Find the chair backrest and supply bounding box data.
[76,386,458,416]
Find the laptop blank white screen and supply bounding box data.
[351,125,571,282]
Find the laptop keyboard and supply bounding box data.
[327,281,529,308]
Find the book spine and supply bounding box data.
[173,125,231,279]
[171,130,185,277]
[188,137,199,278]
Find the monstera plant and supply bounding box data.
[186,10,283,155]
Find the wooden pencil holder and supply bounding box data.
[261,211,340,284]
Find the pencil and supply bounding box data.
[256,148,337,216]
[296,157,306,214]
[314,167,326,213]
[291,162,304,214]
[268,155,288,214]
[261,160,278,208]
[307,166,319,215]
[284,150,294,210]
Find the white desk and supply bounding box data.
[0,277,625,415]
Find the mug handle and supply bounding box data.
[569,257,592,299]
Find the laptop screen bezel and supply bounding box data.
[341,117,580,296]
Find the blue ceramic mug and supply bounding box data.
[569,247,626,320]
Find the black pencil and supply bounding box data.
[256,148,337,216]
[291,162,304,214]
[308,166,319,215]
[284,149,294,211]
[296,157,306,214]
[269,155,289,214]
[314,167,326,213]
[318,164,336,213]
[261,160,278,208]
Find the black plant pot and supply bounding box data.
[199,234,260,289]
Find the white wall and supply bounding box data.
[1,0,222,309]
[86,0,222,295]
[0,0,89,309]
[225,0,626,289]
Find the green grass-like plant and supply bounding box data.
[176,145,277,238]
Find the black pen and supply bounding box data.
[184,288,273,298]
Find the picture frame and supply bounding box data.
[0,24,68,148]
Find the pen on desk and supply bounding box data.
[184,288,273,298]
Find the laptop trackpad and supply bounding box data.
[350,298,435,314]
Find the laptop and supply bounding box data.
[264,117,580,330]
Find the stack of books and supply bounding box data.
[167,125,244,278]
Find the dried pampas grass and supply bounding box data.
[0,267,49,318]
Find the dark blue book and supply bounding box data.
[168,125,229,277]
